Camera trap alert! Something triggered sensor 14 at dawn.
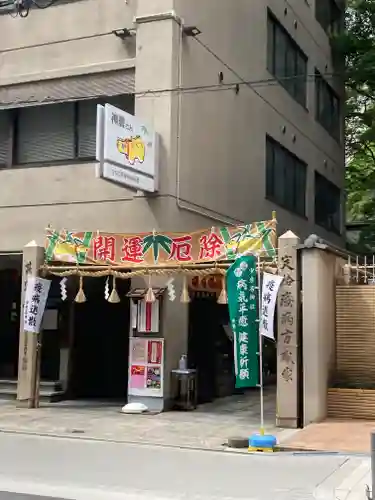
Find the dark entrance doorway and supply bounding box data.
[69,277,130,400]
[188,294,234,404]
[0,263,22,379]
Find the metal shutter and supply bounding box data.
[77,100,96,159]
[77,95,135,159]
[336,285,375,385]
[0,112,11,167]
[17,103,75,164]
[0,69,135,109]
[329,285,375,420]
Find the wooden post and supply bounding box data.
[34,330,43,408]
[16,241,45,408]
[276,231,300,428]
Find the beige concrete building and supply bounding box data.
[0,0,344,247]
[0,0,345,410]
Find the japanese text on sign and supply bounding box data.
[45,219,277,266]
[23,277,51,334]
[260,273,283,341]
[278,253,296,383]
[227,256,259,388]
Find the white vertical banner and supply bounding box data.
[260,273,283,340]
[23,277,52,334]
[130,299,138,329]
[137,299,160,333]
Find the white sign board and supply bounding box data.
[128,337,164,398]
[96,104,159,192]
[23,277,51,334]
[102,162,156,192]
[260,273,283,341]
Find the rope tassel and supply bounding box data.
[180,275,191,303]
[217,275,228,304]
[108,276,120,303]
[74,276,86,303]
[145,274,156,303]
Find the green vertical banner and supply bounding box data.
[226,255,259,388]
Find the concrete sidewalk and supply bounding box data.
[282,419,375,454]
[314,456,371,500]
[0,387,292,450]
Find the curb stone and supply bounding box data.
[227,437,249,449]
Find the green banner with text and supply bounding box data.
[226,256,259,388]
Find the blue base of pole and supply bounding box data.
[248,433,278,452]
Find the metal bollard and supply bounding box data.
[366,433,375,499]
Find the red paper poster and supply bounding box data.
[128,337,164,398]
[148,340,162,365]
[130,365,146,389]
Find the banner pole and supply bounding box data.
[257,254,264,436]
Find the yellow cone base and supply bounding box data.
[248,446,278,453]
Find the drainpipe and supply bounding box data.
[366,433,375,499]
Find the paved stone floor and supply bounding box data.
[283,419,375,454]
[0,386,293,450]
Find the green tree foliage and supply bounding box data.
[336,0,375,223]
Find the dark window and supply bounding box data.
[266,135,307,217]
[315,0,342,35]
[16,103,76,164]
[314,172,341,234]
[5,94,134,166]
[0,112,12,167]
[77,100,98,159]
[267,10,308,107]
[315,70,340,141]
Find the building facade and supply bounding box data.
[0,0,345,247]
[0,0,345,406]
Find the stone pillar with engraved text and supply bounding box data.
[276,231,300,428]
[16,241,45,407]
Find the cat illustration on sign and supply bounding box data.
[116,135,146,165]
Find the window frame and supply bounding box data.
[267,9,308,108]
[13,101,96,167]
[0,111,13,169]
[265,134,307,218]
[0,94,134,169]
[315,0,342,35]
[315,69,341,142]
[314,171,342,234]
[14,102,77,166]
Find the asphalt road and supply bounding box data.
[0,432,369,500]
[0,495,62,500]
